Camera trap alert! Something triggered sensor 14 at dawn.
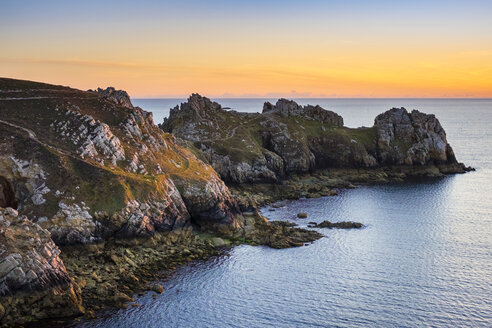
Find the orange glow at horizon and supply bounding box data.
[1,1,491,98]
[2,50,491,98]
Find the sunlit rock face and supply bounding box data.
[0,78,243,246]
[91,87,134,109]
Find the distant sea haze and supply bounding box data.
[73,98,492,328]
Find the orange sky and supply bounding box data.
[1,1,491,98]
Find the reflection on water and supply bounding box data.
[76,99,492,328]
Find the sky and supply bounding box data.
[1,0,491,98]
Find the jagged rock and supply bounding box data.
[0,207,83,325]
[92,87,134,109]
[263,98,344,126]
[374,107,457,165]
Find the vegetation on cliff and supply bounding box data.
[162,94,471,186]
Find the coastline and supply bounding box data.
[53,164,470,326]
[0,78,473,327]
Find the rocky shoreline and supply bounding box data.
[230,164,472,209]
[0,78,472,327]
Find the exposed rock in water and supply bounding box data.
[0,207,84,326]
[243,216,322,249]
[162,94,471,185]
[308,220,364,229]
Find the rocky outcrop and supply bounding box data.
[0,78,472,326]
[172,174,242,231]
[91,87,134,109]
[162,95,469,185]
[0,207,83,326]
[263,98,344,126]
[374,107,457,166]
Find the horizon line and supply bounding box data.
[134,96,492,100]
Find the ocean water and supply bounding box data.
[78,99,492,328]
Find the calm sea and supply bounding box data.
[76,99,492,328]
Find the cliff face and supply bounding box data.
[0,79,242,247]
[162,95,468,184]
[374,107,457,165]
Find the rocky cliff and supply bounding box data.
[162,95,469,185]
[0,79,245,324]
[0,79,242,247]
[0,78,324,326]
[0,207,83,325]
[374,107,457,165]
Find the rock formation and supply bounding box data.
[90,87,134,109]
[162,94,469,185]
[0,207,83,325]
[263,98,344,126]
[374,107,457,165]
[0,78,242,247]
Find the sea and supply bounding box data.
[74,98,492,328]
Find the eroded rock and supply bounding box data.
[0,207,83,326]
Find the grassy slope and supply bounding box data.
[0,78,215,219]
[180,111,379,165]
